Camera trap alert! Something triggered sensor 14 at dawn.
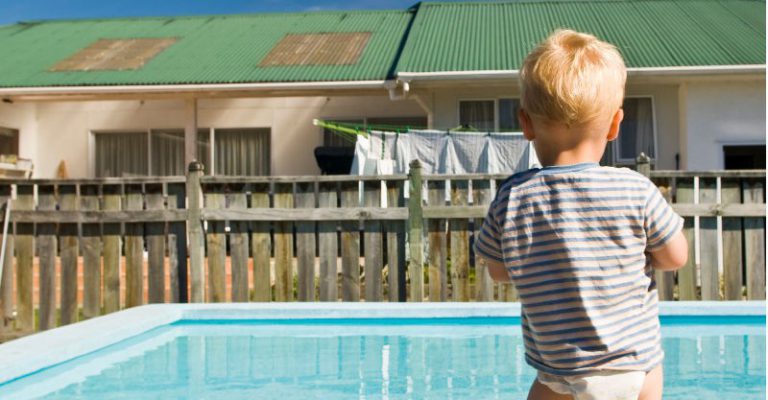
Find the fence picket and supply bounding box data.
[472,179,494,301]
[364,180,383,302]
[721,179,743,300]
[59,184,79,324]
[318,182,338,302]
[204,184,226,303]
[102,184,122,312]
[676,179,697,300]
[386,180,405,302]
[228,184,249,303]
[408,160,424,302]
[427,180,447,302]
[296,182,317,302]
[124,184,144,308]
[167,182,186,303]
[250,183,271,302]
[699,178,719,300]
[146,184,166,304]
[450,179,470,302]
[655,179,675,300]
[743,179,766,300]
[340,181,360,301]
[273,182,294,302]
[37,184,57,330]
[81,184,102,317]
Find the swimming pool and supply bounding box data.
[0,303,764,399]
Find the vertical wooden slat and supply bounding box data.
[228,184,249,302]
[37,184,57,330]
[364,180,383,302]
[386,179,405,302]
[59,184,79,325]
[427,180,447,302]
[408,160,424,302]
[743,179,766,300]
[146,183,166,304]
[450,179,470,302]
[340,181,360,301]
[654,179,675,301]
[721,179,743,300]
[186,163,205,303]
[0,184,13,330]
[295,182,316,302]
[676,179,697,300]
[204,184,226,303]
[102,184,122,312]
[699,178,719,300]
[318,182,338,302]
[166,182,186,303]
[124,184,144,308]
[81,184,102,317]
[15,184,34,332]
[273,182,294,302]
[250,183,271,302]
[473,179,494,301]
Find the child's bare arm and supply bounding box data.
[483,258,511,282]
[647,230,687,271]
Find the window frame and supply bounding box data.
[612,95,658,166]
[0,125,20,157]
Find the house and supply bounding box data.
[0,0,764,178]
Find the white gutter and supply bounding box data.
[397,64,766,81]
[0,80,390,97]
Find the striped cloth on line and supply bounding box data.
[474,162,684,376]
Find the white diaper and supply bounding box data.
[537,369,646,400]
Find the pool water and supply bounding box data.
[0,316,764,399]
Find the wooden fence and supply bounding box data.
[0,158,764,336]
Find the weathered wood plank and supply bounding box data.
[146,184,166,304]
[651,170,766,179]
[102,184,122,313]
[295,182,316,302]
[472,179,494,302]
[363,181,383,302]
[743,179,766,300]
[37,184,57,330]
[386,180,405,302]
[340,181,360,302]
[654,180,674,301]
[0,185,13,331]
[228,184,249,303]
[200,207,406,222]
[670,203,765,217]
[124,184,145,308]
[80,184,102,317]
[59,184,79,325]
[676,179,697,300]
[10,209,188,223]
[186,163,205,303]
[699,178,719,300]
[450,180,470,302]
[273,183,294,302]
[250,183,271,302]
[318,182,338,302]
[14,184,34,332]
[166,182,186,303]
[427,180,447,302]
[204,184,226,303]
[408,160,424,302]
[721,179,743,300]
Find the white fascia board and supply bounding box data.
[0,80,390,97]
[397,65,766,81]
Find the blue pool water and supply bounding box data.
[0,316,764,399]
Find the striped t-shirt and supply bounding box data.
[475,162,684,376]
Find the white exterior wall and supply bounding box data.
[0,101,36,165]
[682,81,766,170]
[27,95,424,178]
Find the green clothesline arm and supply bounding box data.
[312,119,369,139]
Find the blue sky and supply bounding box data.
[0,1,437,25]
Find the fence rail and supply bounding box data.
[0,159,764,337]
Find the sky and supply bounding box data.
[0,0,440,25]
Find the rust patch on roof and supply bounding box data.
[259,32,371,67]
[50,38,177,72]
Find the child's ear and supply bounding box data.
[518,109,535,141]
[607,108,624,141]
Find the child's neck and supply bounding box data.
[534,140,606,167]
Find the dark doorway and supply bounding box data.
[723,145,766,170]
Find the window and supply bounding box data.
[602,97,655,166]
[459,98,522,132]
[724,145,766,169]
[0,127,19,157]
[94,128,270,177]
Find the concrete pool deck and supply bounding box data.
[0,301,764,385]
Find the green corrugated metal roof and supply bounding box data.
[0,10,413,87]
[395,0,765,73]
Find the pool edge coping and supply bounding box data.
[1,301,764,384]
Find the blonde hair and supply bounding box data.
[520,29,627,127]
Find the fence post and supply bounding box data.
[408,160,424,302]
[187,161,205,303]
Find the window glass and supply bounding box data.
[498,98,522,131]
[215,128,270,176]
[151,129,184,176]
[459,100,494,131]
[94,132,148,177]
[0,127,19,157]
[618,98,655,161]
